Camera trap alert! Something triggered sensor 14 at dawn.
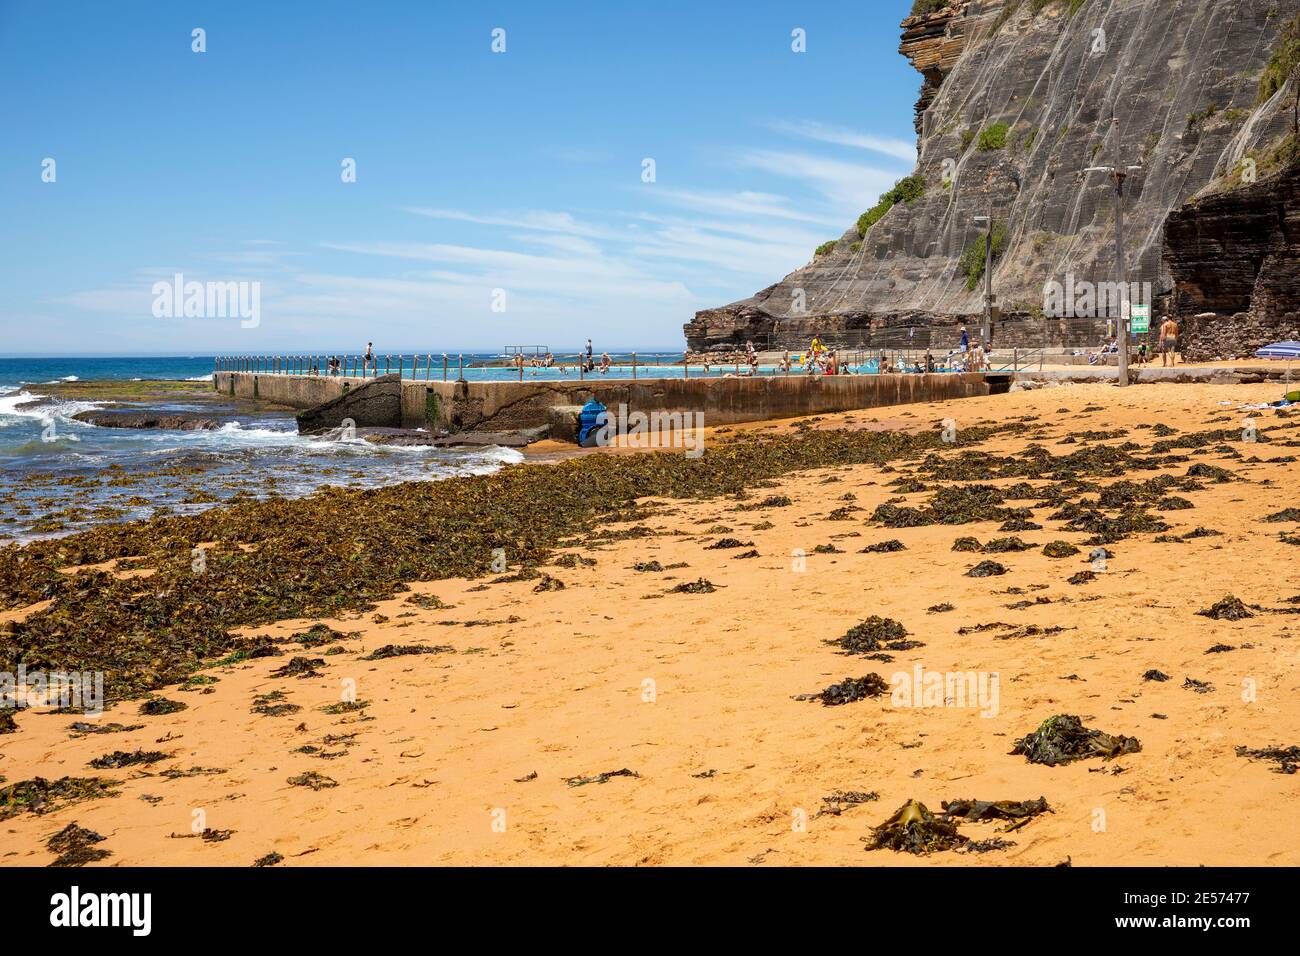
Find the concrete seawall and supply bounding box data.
[213,371,990,434]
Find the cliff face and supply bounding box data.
[1164,161,1300,359]
[686,0,1300,352]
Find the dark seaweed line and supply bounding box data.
[0,425,1011,700]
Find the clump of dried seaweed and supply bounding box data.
[860,539,906,553]
[287,771,337,790]
[1010,714,1140,765]
[866,800,967,854]
[941,796,1051,825]
[252,690,300,717]
[966,560,1008,577]
[669,578,717,594]
[1234,744,1299,774]
[1042,541,1080,558]
[797,674,890,706]
[0,776,118,818]
[817,790,879,816]
[705,537,752,550]
[46,822,110,867]
[271,656,326,679]
[564,768,639,787]
[827,617,918,656]
[1196,595,1254,621]
[362,644,454,660]
[138,697,186,716]
[88,749,171,769]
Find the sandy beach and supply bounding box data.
[2,380,1298,867]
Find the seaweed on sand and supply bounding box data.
[0,421,1010,701]
[88,749,171,769]
[1142,669,1170,682]
[1042,541,1080,558]
[952,536,983,553]
[669,578,717,594]
[817,790,879,816]
[732,549,760,559]
[287,771,337,790]
[292,624,356,647]
[827,617,918,655]
[253,851,284,867]
[999,517,1042,532]
[705,538,752,549]
[1263,508,1300,523]
[860,539,906,553]
[252,690,300,717]
[320,700,368,714]
[139,697,186,716]
[270,656,326,679]
[797,674,890,706]
[927,602,954,613]
[1196,595,1254,620]
[866,800,967,854]
[564,768,639,787]
[46,823,110,867]
[404,593,449,610]
[941,797,1051,826]
[1011,715,1140,765]
[0,709,16,734]
[68,721,144,736]
[812,544,843,554]
[363,643,454,660]
[631,560,664,572]
[982,537,1033,553]
[0,776,118,818]
[873,485,1012,528]
[1234,745,1299,774]
[966,560,1008,577]
[1067,570,1097,585]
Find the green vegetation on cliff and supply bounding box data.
[856,174,926,237]
[814,240,838,258]
[960,222,1009,291]
[1258,13,1300,105]
[977,121,1010,150]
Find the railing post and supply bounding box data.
[458,353,464,382]
[632,352,637,380]
[443,354,448,382]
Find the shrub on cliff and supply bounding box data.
[909,0,949,15]
[814,240,837,258]
[1258,13,1300,107]
[960,222,1009,290]
[977,121,1010,150]
[856,174,926,237]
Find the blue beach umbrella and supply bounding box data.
[1255,342,1300,360]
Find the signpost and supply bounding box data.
[1130,303,1150,335]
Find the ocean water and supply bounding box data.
[0,356,525,543]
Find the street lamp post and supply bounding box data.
[972,212,998,348]
[1086,121,1143,387]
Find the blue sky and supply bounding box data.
[0,0,920,354]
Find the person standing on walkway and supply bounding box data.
[1159,316,1179,367]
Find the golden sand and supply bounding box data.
[2,381,1298,866]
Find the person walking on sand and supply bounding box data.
[1159,315,1179,367]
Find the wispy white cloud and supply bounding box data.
[766,119,918,163]
[736,148,903,208]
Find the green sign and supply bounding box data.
[1130,304,1150,334]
